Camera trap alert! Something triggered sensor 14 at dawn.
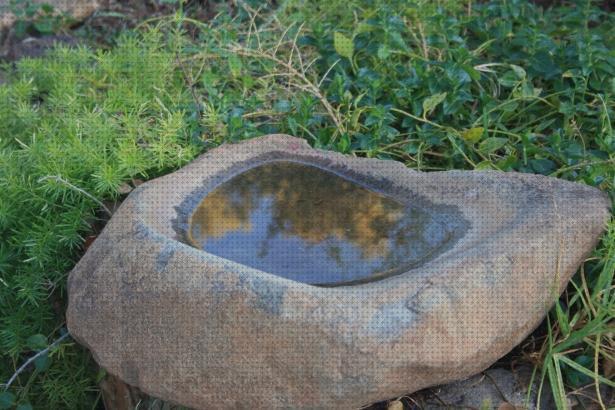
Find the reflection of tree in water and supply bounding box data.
[189,161,438,266]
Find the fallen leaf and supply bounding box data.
[461,127,484,144]
[422,92,447,116]
[334,32,354,59]
[83,235,98,250]
[387,400,404,410]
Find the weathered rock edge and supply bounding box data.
[67,134,610,409]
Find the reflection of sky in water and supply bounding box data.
[188,162,452,286]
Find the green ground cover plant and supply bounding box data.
[0,0,613,408]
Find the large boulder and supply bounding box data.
[67,134,610,409]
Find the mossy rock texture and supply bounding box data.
[67,135,610,409]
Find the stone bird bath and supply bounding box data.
[67,134,610,409]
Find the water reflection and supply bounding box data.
[188,161,452,286]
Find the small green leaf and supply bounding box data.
[40,3,55,13]
[25,4,41,17]
[33,18,55,34]
[0,392,15,410]
[34,352,51,372]
[510,64,526,80]
[17,404,34,410]
[559,354,615,387]
[498,71,519,87]
[529,158,556,175]
[474,161,495,170]
[461,127,484,144]
[564,355,593,387]
[479,137,507,154]
[422,92,447,116]
[377,45,390,60]
[27,333,48,350]
[355,22,372,33]
[274,100,291,113]
[333,32,354,59]
[462,64,481,82]
[13,20,28,38]
[500,101,519,113]
[338,134,351,152]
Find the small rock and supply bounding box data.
[118,182,133,195]
[387,400,404,410]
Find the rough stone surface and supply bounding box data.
[67,134,610,409]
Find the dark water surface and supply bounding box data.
[188,161,453,286]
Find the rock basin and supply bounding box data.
[67,134,610,409]
[184,161,468,286]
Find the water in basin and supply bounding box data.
[188,161,453,286]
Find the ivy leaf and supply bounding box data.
[0,392,15,410]
[40,3,55,13]
[13,20,28,38]
[25,3,41,17]
[462,64,481,82]
[274,100,291,113]
[33,18,55,35]
[355,22,373,33]
[510,64,526,80]
[338,133,351,152]
[333,32,354,59]
[474,161,495,170]
[26,334,47,350]
[498,71,519,87]
[529,158,556,175]
[461,127,484,144]
[565,355,593,387]
[498,65,526,88]
[422,92,447,116]
[479,137,508,154]
[377,45,391,60]
[34,352,51,372]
